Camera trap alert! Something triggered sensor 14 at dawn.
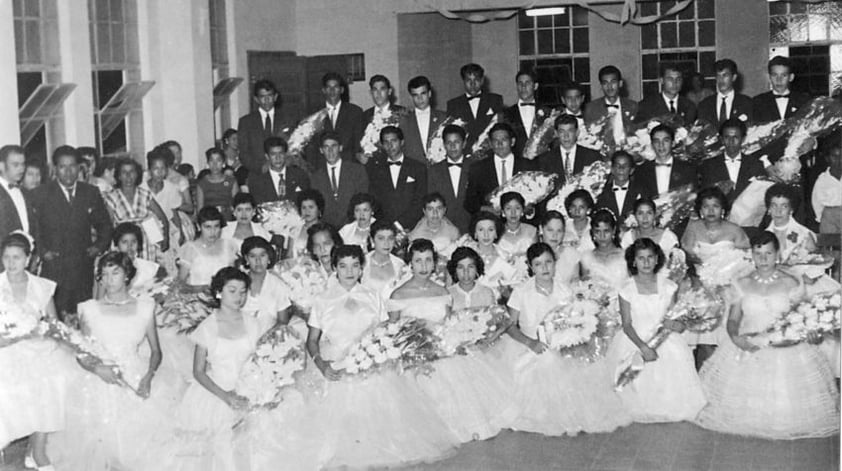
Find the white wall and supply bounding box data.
[0,0,21,145]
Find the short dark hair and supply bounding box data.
[253,79,277,96]
[650,124,675,141]
[112,222,144,252]
[114,158,143,188]
[565,189,594,212]
[423,192,446,208]
[659,63,682,77]
[719,117,747,137]
[307,222,343,260]
[209,267,250,307]
[232,192,257,210]
[626,237,665,275]
[322,72,345,88]
[347,193,376,220]
[751,230,780,252]
[369,219,396,238]
[500,191,525,211]
[97,251,137,285]
[51,145,80,166]
[176,163,194,177]
[611,150,634,166]
[526,242,556,275]
[296,188,325,215]
[598,65,622,82]
[633,197,657,215]
[2,232,32,256]
[197,206,227,228]
[515,69,537,83]
[768,55,792,74]
[78,146,99,166]
[263,136,288,154]
[447,246,485,281]
[407,75,432,92]
[541,210,565,228]
[161,140,181,152]
[590,208,621,248]
[471,211,503,243]
[764,182,801,211]
[489,122,515,140]
[241,236,277,270]
[714,59,738,75]
[0,145,24,164]
[460,63,485,80]
[442,124,466,141]
[146,146,173,168]
[331,244,365,269]
[695,186,731,216]
[407,238,437,265]
[553,114,579,129]
[221,128,237,145]
[205,147,225,162]
[319,131,341,146]
[368,74,391,89]
[562,82,584,96]
[380,125,403,142]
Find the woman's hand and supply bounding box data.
[733,335,760,353]
[315,357,341,381]
[94,365,123,385]
[663,319,686,333]
[806,331,823,345]
[639,345,658,362]
[224,391,249,410]
[137,374,153,398]
[528,338,547,354]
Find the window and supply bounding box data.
[640,0,715,98]
[769,1,842,97]
[89,0,148,158]
[518,6,590,106]
[210,0,237,136]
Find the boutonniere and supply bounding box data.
[486,108,495,116]
[787,231,799,244]
[406,176,416,183]
[537,109,546,118]
[738,114,748,122]
[790,106,797,112]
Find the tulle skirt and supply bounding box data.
[695,340,840,440]
[0,339,75,447]
[606,333,706,423]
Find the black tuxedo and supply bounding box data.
[697,93,754,126]
[311,160,370,228]
[635,94,697,124]
[501,103,552,159]
[595,176,650,220]
[636,159,698,197]
[698,154,765,202]
[399,109,448,164]
[246,166,311,205]
[362,104,406,126]
[752,90,810,123]
[237,108,290,174]
[305,102,365,167]
[428,157,474,234]
[0,183,36,243]
[367,156,427,229]
[32,181,112,315]
[463,156,538,214]
[446,93,504,150]
[535,145,602,186]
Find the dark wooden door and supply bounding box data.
[305,55,351,113]
[247,50,307,124]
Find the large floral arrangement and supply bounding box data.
[257,200,304,241]
[155,282,213,334]
[486,171,558,212]
[285,109,329,157]
[652,183,697,231]
[545,160,611,218]
[577,115,609,152]
[471,114,499,158]
[537,302,597,350]
[540,280,619,362]
[749,292,840,347]
[696,248,754,289]
[333,318,438,376]
[235,324,306,408]
[274,257,328,312]
[360,109,402,156]
[426,117,466,165]
[433,305,511,356]
[522,108,561,160]
[0,300,39,341]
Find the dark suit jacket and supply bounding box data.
[500,103,553,159]
[366,156,427,229]
[399,108,447,164]
[237,108,290,174]
[428,157,474,234]
[32,181,112,312]
[635,94,697,124]
[0,184,36,243]
[362,104,406,126]
[305,101,365,168]
[584,97,638,129]
[698,154,765,202]
[311,160,370,228]
[463,156,538,214]
[594,176,650,220]
[246,166,311,205]
[446,93,504,150]
[752,90,810,123]
[536,145,602,186]
[636,159,698,196]
[697,93,754,126]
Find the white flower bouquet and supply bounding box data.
[274,257,328,312]
[155,282,213,335]
[487,171,558,212]
[434,305,511,356]
[471,113,499,158]
[236,324,306,409]
[360,109,401,156]
[577,114,608,152]
[522,108,561,160]
[545,161,611,218]
[696,248,754,289]
[285,109,329,157]
[0,300,39,342]
[334,318,438,377]
[426,117,466,165]
[749,292,840,347]
[257,200,304,240]
[537,302,598,350]
[652,183,697,231]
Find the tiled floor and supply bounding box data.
[2,422,838,471]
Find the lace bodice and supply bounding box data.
[190,313,261,389]
[581,250,629,290]
[0,272,56,318]
[308,281,385,361]
[695,240,736,262]
[738,290,798,335]
[387,295,451,325]
[179,240,238,286]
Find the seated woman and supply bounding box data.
[361,219,406,297]
[177,207,239,290]
[408,192,460,254]
[447,247,497,310]
[290,189,325,259]
[390,240,515,443]
[196,147,238,221]
[95,222,166,299]
[497,192,538,258]
[470,212,524,296]
[339,193,376,250]
[581,209,630,292]
[239,236,295,335]
[305,222,343,278]
[695,231,839,439]
[539,210,581,286]
[563,189,596,252]
[220,192,272,253]
[620,197,679,256]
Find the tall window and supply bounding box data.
[769,1,842,98]
[210,0,241,138]
[518,6,590,106]
[89,0,151,159]
[640,0,715,98]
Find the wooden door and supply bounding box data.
[247,51,307,124]
[305,55,351,113]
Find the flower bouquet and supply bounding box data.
[696,248,754,289]
[0,300,39,342]
[129,276,173,303]
[471,113,499,158]
[747,291,840,347]
[392,221,410,260]
[360,109,402,157]
[577,115,608,152]
[522,108,561,160]
[433,305,511,356]
[653,183,697,231]
[541,280,619,362]
[545,161,611,218]
[284,109,329,157]
[257,200,304,241]
[666,247,689,284]
[427,117,467,165]
[235,324,306,409]
[486,171,558,212]
[155,281,213,335]
[333,318,439,377]
[274,257,328,314]
[615,286,724,390]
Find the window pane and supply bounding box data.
[642,54,659,80]
[554,29,570,54]
[640,1,657,17]
[537,29,553,54]
[698,0,715,18]
[518,10,532,29]
[790,15,808,42]
[810,54,830,75]
[110,0,123,22]
[769,16,788,44]
[677,2,693,20]
[642,23,657,50]
[808,13,829,42]
[17,72,42,108]
[126,22,139,64]
[769,2,787,16]
[572,27,588,53]
[14,19,25,64]
[96,22,111,64]
[536,14,552,28]
[25,0,39,16]
[95,70,123,108]
[832,7,842,39]
[790,2,807,14]
[519,30,534,56]
[95,0,110,21]
[700,51,716,76]
[678,21,695,47]
[553,11,569,27]
[661,1,676,16]
[572,7,588,26]
[698,20,715,47]
[25,20,40,64]
[13,0,23,16]
[111,23,125,63]
[43,19,61,66]
[660,22,677,49]
[574,57,589,83]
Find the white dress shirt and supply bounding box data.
[326,101,342,127]
[467,94,481,119]
[259,108,274,131]
[812,169,842,222]
[494,154,515,185]
[446,158,463,196]
[774,91,789,120]
[415,107,431,151]
[61,183,77,204]
[388,156,404,188]
[662,93,678,113]
[517,100,536,137]
[605,98,622,116]
[612,181,629,212]
[655,157,673,195]
[717,91,734,121]
[0,176,29,233]
[724,152,742,184]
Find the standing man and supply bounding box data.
[635,64,697,124]
[501,70,549,159]
[311,131,369,228]
[399,76,447,164]
[561,82,587,128]
[464,123,537,214]
[697,59,754,127]
[753,56,810,124]
[595,150,649,220]
[308,72,364,167]
[0,145,35,241]
[584,65,638,130]
[635,124,697,197]
[237,80,289,174]
[427,125,473,233]
[367,126,427,229]
[446,63,504,151]
[246,137,310,204]
[698,118,765,202]
[536,114,602,186]
[362,75,405,126]
[32,146,112,318]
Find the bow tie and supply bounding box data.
[613,186,628,192]
[388,161,402,166]
[447,163,463,168]
[520,102,536,107]
[467,95,481,102]
[7,183,20,189]
[726,157,741,163]
[774,94,790,100]
[605,104,619,109]
[655,162,672,167]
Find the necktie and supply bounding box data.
[520,102,536,107]
[67,187,75,205]
[389,161,402,166]
[669,100,676,114]
[330,166,338,197]
[329,107,337,127]
[264,113,271,133]
[774,94,790,99]
[277,173,286,198]
[500,160,508,184]
[563,151,572,176]
[7,182,19,189]
[447,163,463,168]
[719,97,728,123]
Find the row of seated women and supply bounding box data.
[1,182,839,470]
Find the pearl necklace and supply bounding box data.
[752,270,780,284]
[505,226,521,236]
[103,294,132,305]
[369,256,392,268]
